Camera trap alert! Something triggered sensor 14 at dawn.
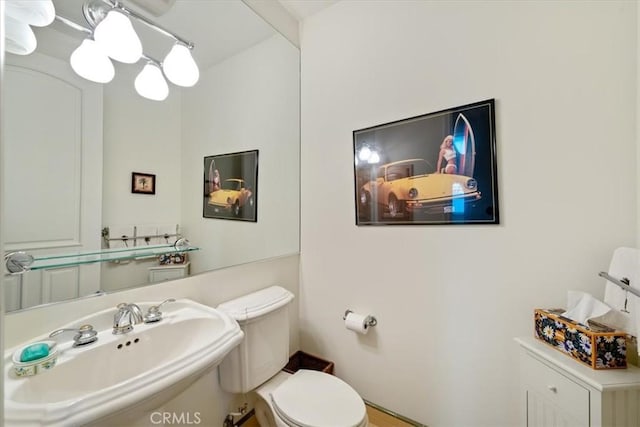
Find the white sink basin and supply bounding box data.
[4,299,244,426]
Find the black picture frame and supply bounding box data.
[131,172,156,195]
[203,150,258,222]
[353,99,499,225]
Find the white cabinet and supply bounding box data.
[516,336,640,427]
[148,262,190,283]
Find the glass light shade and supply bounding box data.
[70,39,115,83]
[135,63,169,101]
[4,15,37,55]
[93,10,142,64]
[162,43,199,87]
[5,0,55,27]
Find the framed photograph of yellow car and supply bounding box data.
[203,150,258,222]
[354,99,498,225]
[131,172,156,195]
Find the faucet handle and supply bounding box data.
[144,298,176,323]
[49,324,98,347]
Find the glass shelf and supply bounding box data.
[5,241,199,274]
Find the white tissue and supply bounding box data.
[344,312,369,334]
[562,291,612,326]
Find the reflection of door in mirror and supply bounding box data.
[3,52,103,311]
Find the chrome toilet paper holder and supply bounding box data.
[343,309,377,327]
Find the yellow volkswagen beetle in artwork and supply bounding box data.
[208,179,254,217]
[359,158,481,219]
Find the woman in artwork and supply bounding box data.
[436,135,457,174]
[208,160,221,193]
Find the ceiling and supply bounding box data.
[277,0,339,21]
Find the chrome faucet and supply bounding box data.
[112,303,144,334]
[143,298,176,323]
[49,324,98,347]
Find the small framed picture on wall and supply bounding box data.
[131,172,156,195]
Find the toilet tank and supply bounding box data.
[217,286,295,393]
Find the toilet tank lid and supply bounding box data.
[217,286,294,323]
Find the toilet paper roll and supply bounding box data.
[345,312,369,334]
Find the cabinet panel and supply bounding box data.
[148,263,190,282]
[3,275,21,312]
[601,388,640,427]
[523,353,589,426]
[518,337,640,427]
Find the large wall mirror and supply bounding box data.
[2,0,300,312]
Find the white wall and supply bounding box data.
[181,34,300,274]
[101,65,183,291]
[299,1,637,426]
[1,2,6,420]
[102,64,183,229]
[4,254,300,426]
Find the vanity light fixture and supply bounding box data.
[70,38,115,83]
[135,61,169,101]
[92,8,143,64]
[57,0,199,101]
[163,42,200,87]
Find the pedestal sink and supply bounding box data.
[4,299,244,426]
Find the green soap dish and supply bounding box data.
[12,341,58,377]
[20,342,50,362]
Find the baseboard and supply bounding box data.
[364,400,427,427]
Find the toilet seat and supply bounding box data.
[270,370,367,427]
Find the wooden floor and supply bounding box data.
[243,404,415,427]
[366,404,415,427]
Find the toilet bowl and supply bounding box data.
[254,370,368,427]
[217,286,368,427]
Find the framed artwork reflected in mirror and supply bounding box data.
[203,150,258,222]
[132,172,156,195]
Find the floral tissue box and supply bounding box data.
[534,308,627,370]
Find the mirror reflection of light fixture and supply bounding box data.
[5,0,55,27]
[358,146,372,162]
[4,15,37,55]
[357,144,381,165]
[93,9,142,64]
[70,38,115,83]
[4,0,56,55]
[51,0,200,101]
[135,61,169,101]
[368,151,380,164]
[163,42,200,87]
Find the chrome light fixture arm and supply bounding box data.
[84,0,194,49]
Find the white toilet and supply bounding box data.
[217,286,368,427]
